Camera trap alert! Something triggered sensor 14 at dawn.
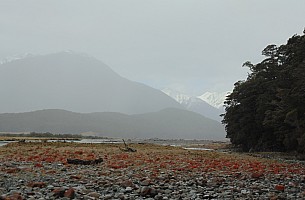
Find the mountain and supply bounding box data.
[185,97,223,122]
[0,52,182,114]
[0,109,226,140]
[198,91,230,109]
[162,88,223,121]
[162,88,190,105]
[0,53,35,65]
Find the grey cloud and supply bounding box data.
[1,0,305,95]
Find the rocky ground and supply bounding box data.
[0,142,305,199]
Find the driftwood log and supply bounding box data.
[119,139,137,152]
[67,158,103,165]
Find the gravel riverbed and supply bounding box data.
[0,142,305,199]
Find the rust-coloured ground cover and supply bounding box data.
[0,142,304,178]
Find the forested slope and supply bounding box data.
[222,30,305,153]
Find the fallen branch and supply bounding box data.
[119,139,137,152]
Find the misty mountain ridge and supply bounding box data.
[198,91,230,109]
[0,52,182,114]
[161,88,226,121]
[0,108,226,140]
[0,52,226,140]
[0,53,36,65]
[161,88,191,105]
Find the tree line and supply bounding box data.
[0,132,101,139]
[222,29,305,154]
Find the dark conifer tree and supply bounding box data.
[222,30,305,153]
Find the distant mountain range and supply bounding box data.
[0,52,182,114]
[162,88,228,121]
[0,52,226,140]
[0,109,226,140]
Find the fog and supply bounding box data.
[1,0,305,95]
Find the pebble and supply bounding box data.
[87,191,100,198]
[125,186,133,192]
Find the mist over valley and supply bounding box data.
[0,53,225,140]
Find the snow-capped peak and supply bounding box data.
[161,88,190,105]
[198,91,230,109]
[161,88,226,121]
[0,53,35,65]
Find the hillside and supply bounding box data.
[185,97,223,122]
[0,52,182,114]
[0,109,226,140]
[198,91,229,109]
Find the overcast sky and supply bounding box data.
[1,0,305,95]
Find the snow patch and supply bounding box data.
[198,91,230,109]
[161,88,190,105]
[0,53,35,65]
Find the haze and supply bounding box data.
[1,0,305,95]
